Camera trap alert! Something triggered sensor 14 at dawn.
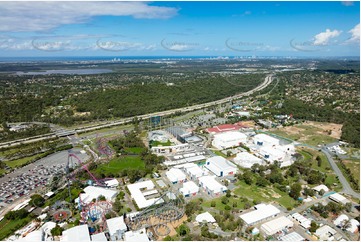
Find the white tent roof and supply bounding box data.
[91,232,107,241]
[240,204,280,225]
[124,228,150,242]
[279,232,304,241]
[61,224,91,242]
[313,184,329,192]
[104,179,119,187]
[19,230,43,241]
[207,156,237,169]
[196,212,216,223]
[329,193,350,204]
[198,175,227,192]
[334,214,349,226]
[166,168,186,182]
[346,219,360,233]
[106,216,127,235]
[179,181,199,195]
[184,164,206,177]
[315,225,337,238]
[254,134,280,145]
[260,216,294,236]
[77,186,118,204]
[213,131,247,142]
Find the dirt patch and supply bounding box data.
[241,120,256,128]
[303,121,342,139]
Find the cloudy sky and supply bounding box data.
[0,1,359,57]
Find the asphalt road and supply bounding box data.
[0,74,274,149]
[321,148,359,198]
[261,131,360,199]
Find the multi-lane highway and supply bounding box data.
[0,74,274,149]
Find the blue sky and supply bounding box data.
[0,1,359,57]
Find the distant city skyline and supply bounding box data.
[0,1,359,57]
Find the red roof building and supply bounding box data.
[206,122,247,134]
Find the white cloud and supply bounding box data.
[346,23,360,43]
[0,2,178,32]
[313,29,342,45]
[342,1,354,6]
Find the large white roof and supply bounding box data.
[206,156,237,170]
[334,214,349,226]
[329,193,350,204]
[214,131,247,141]
[179,181,199,195]
[91,232,107,241]
[124,229,150,242]
[166,168,186,182]
[233,152,264,168]
[347,219,360,233]
[254,134,280,145]
[196,212,216,223]
[19,230,43,241]
[279,232,304,241]
[61,224,90,242]
[184,164,206,177]
[313,184,329,192]
[198,175,227,192]
[315,225,337,239]
[104,179,119,187]
[240,204,280,225]
[78,186,118,204]
[260,216,294,236]
[106,216,127,235]
[127,180,163,209]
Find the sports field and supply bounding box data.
[95,156,145,175]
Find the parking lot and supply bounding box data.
[0,148,89,212]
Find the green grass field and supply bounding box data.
[124,147,143,154]
[269,124,337,146]
[95,156,145,175]
[150,140,172,147]
[4,153,44,168]
[343,159,360,180]
[0,217,32,240]
[202,196,245,211]
[233,181,297,209]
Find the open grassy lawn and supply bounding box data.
[95,156,145,175]
[303,135,337,147]
[324,174,342,192]
[297,147,332,173]
[0,217,32,240]
[267,130,301,141]
[343,159,360,180]
[233,181,297,209]
[124,147,143,154]
[150,140,172,147]
[4,153,44,168]
[202,196,245,211]
[269,123,338,146]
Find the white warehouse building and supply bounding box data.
[212,131,247,150]
[240,204,281,226]
[198,176,227,197]
[260,216,294,236]
[182,163,208,181]
[179,181,199,197]
[253,134,280,147]
[233,152,265,168]
[166,168,187,184]
[205,156,238,177]
[106,216,127,241]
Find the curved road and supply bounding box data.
[259,131,359,199]
[0,74,274,149]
